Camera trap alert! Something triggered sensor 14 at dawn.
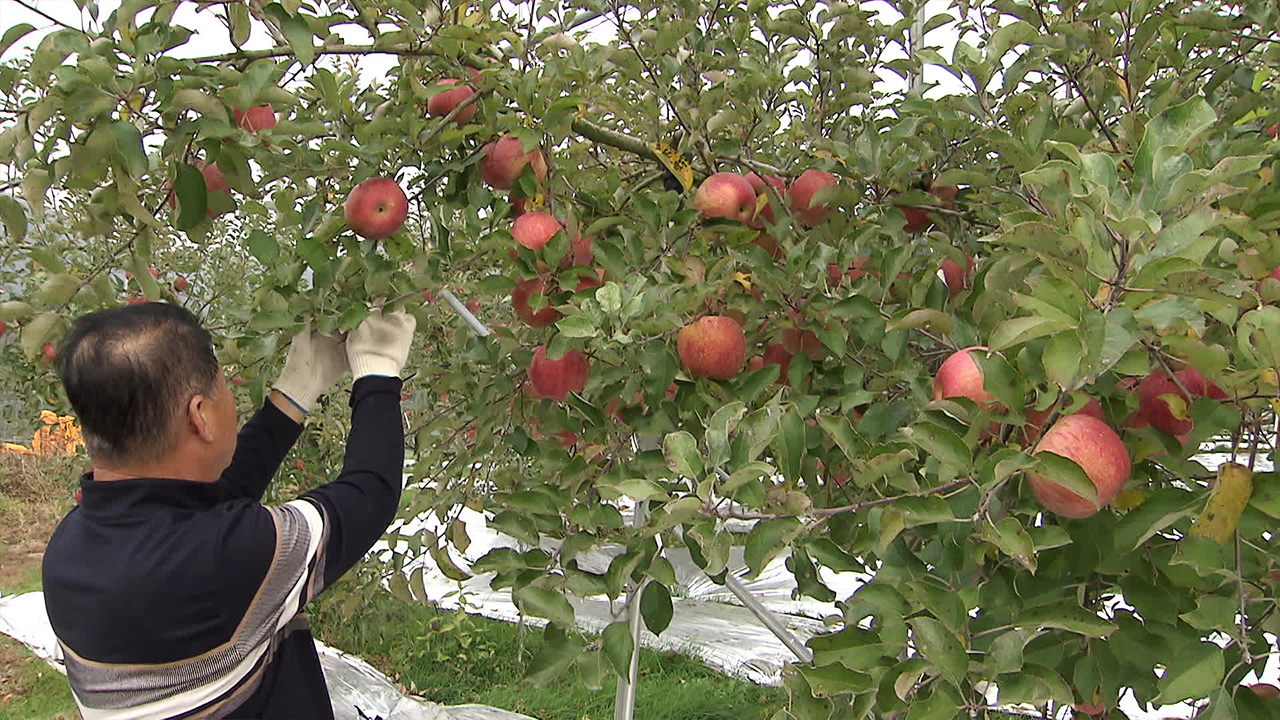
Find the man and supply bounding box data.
[41,301,416,718]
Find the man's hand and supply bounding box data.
[347,309,416,379]
[272,325,350,414]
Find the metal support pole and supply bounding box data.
[613,482,651,720]
[908,0,927,93]
[439,289,491,337]
[711,467,814,664]
[723,573,814,664]
[614,575,647,720]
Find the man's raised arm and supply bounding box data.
[217,326,350,500]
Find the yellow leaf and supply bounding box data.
[734,272,752,290]
[1188,463,1253,543]
[1262,368,1278,386]
[520,192,545,213]
[1158,392,1190,420]
[1262,167,1274,185]
[455,4,484,26]
[1115,72,1130,104]
[1093,283,1111,305]
[1112,489,1147,511]
[649,142,692,193]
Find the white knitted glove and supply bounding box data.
[272,325,349,413]
[347,309,416,379]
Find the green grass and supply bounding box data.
[0,637,76,720]
[309,583,787,720]
[0,454,78,719]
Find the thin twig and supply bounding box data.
[12,0,82,32]
[814,478,974,518]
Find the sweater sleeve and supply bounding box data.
[216,400,304,501]
[297,375,405,593]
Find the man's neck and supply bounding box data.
[92,462,215,484]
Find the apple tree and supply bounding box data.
[4,0,1280,716]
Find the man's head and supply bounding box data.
[58,302,237,481]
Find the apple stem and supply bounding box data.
[439,290,491,337]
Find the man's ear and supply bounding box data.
[189,393,216,443]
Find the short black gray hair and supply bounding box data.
[58,302,221,465]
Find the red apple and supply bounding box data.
[574,268,606,291]
[201,162,229,199]
[344,177,409,240]
[0,320,7,336]
[511,212,564,254]
[677,316,746,380]
[482,136,548,190]
[745,172,786,227]
[230,376,246,386]
[567,228,594,267]
[293,459,305,471]
[1138,368,1226,436]
[511,277,562,327]
[1072,700,1106,715]
[528,345,590,402]
[931,185,959,201]
[940,255,974,296]
[900,185,958,232]
[788,169,838,227]
[148,266,158,279]
[42,342,57,363]
[1248,683,1280,698]
[751,343,793,385]
[234,104,277,131]
[1027,414,1131,518]
[607,391,647,421]
[426,78,478,124]
[465,299,481,313]
[127,294,146,305]
[173,276,189,292]
[1023,395,1104,445]
[828,257,876,286]
[752,232,781,260]
[903,205,930,232]
[694,172,756,223]
[1258,266,1280,297]
[1176,367,1228,400]
[933,346,994,407]
[421,291,435,303]
[780,327,824,360]
[167,162,233,217]
[1268,124,1278,140]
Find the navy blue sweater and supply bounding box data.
[42,376,404,719]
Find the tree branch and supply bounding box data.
[813,477,974,518]
[570,117,659,162]
[187,43,445,64]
